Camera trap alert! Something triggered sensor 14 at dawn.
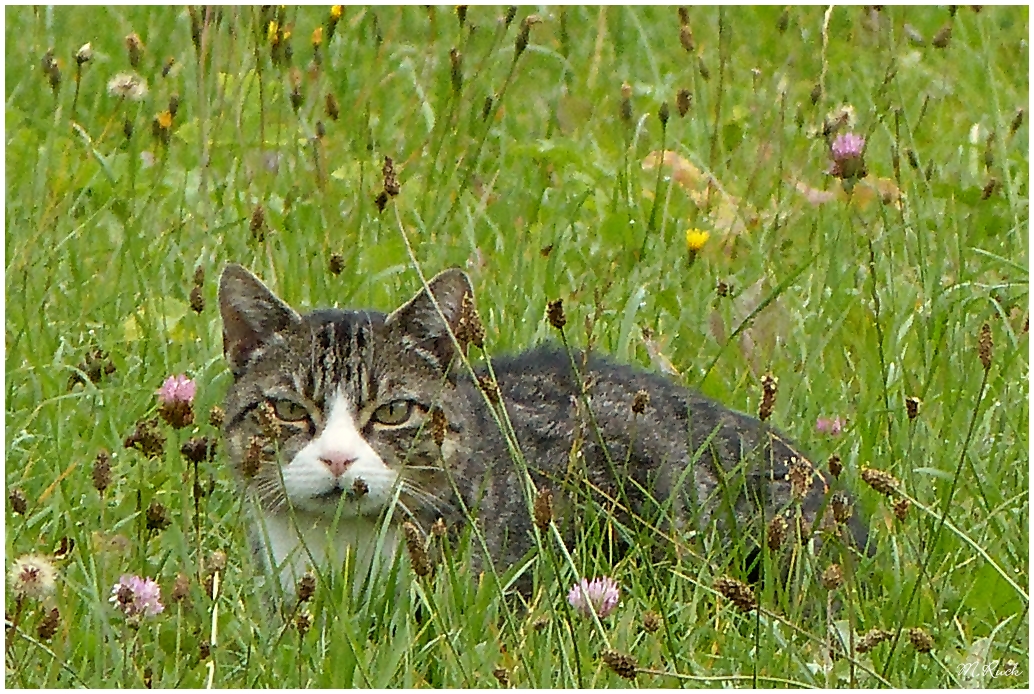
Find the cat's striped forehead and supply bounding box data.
[297,309,386,407]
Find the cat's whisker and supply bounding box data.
[398,480,454,516]
[403,465,446,473]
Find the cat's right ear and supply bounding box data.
[218,264,301,377]
[386,268,473,372]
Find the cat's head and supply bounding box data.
[217,264,474,523]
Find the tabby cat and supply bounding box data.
[218,264,869,593]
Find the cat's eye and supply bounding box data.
[370,400,415,426]
[271,399,309,422]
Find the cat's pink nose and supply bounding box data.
[319,453,356,478]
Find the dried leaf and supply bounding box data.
[794,176,901,209]
[642,150,753,237]
[795,179,838,205]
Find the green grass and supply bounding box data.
[5,5,1028,687]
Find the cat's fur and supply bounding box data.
[218,264,869,592]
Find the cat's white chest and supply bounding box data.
[254,509,398,593]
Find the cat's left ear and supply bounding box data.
[219,264,302,377]
[386,269,473,372]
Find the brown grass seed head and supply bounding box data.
[382,156,400,197]
[856,628,893,653]
[42,49,61,93]
[679,24,695,53]
[455,293,485,350]
[698,55,711,81]
[431,517,447,538]
[171,573,191,603]
[827,453,842,478]
[430,407,448,448]
[905,395,921,421]
[909,627,934,653]
[821,563,844,590]
[514,14,540,60]
[242,436,265,478]
[477,374,501,404]
[125,418,166,458]
[294,609,312,636]
[932,23,952,48]
[677,88,691,117]
[1010,107,1025,135]
[181,436,215,464]
[146,500,170,532]
[981,177,998,200]
[658,101,670,128]
[37,607,60,641]
[296,572,316,602]
[861,466,899,496]
[831,491,853,524]
[714,576,757,612]
[767,514,787,549]
[250,204,265,241]
[533,488,553,531]
[256,401,281,439]
[328,253,345,275]
[492,667,510,687]
[325,92,340,121]
[758,373,778,421]
[449,48,463,93]
[9,487,27,515]
[978,322,992,371]
[546,298,567,330]
[631,389,649,415]
[351,477,369,499]
[602,649,638,680]
[787,456,813,500]
[402,521,432,577]
[125,33,144,68]
[620,82,633,124]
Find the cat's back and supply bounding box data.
[471,344,734,436]
[460,345,719,476]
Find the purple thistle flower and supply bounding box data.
[567,576,620,618]
[157,374,196,429]
[815,416,845,436]
[829,132,867,181]
[110,574,164,619]
[157,374,196,404]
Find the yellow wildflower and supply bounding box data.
[331,5,343,20]
[685,228,710,252]
[312,26,323,47]
[268,20,278,43]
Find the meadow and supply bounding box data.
[4,5,1029,687]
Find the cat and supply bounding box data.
[218,263,869,594]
